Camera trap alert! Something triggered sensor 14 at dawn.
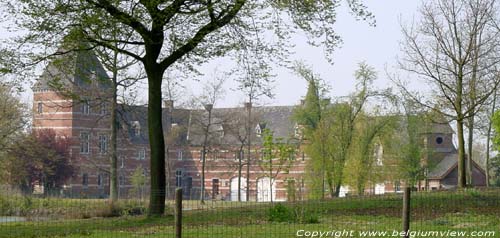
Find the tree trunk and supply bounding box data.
[457,118,467,188]
[246,102,252,201]
[146,65,166,216]
[201,146,206,203]
[467,116,474,186]
[109,71,118,203]
[238,147,243,201]
[486,90,497,187]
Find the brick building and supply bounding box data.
[32,47,486,200]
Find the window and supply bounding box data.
[212,179,220,199]
[120,156,124,168]
[255,124,262,137]
[175,169,183,187]
[81,100,90,114]
[98,134,108,154]
[80,132,90,154]
[119,175,126,186]
[177,149,183,160]
[82,173,89,187]
[138,148,146,160]
[436,137,443,144]
[185,177,193,194]
[394,181,401,192]
[100,102,108,115]
[200,149,204,161]
[37,102,43,114]
[97,174,103,188]
[212,150,219,160]
[237,150,244,161]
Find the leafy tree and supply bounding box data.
[259,128,295,203]
[130,165,147,200]
[3,0,374,215]
[2,129,75,194]
[292,62,330,198]
[0,84,25,151]
[350,114,394,195]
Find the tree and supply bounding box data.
[485,89,498,186]
[95,39,144,204]
[0,84,25,151]
[130,165,147,201]
[350,114,394,196]
[234,55,275,202]
[330,63,376,197]
[292,62,330,198]
[399,0,500,188]
[259,128,294,203]
[190,75,226,203]
[4,0,374,215]
[2,129,75,194]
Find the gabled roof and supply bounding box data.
[428,153,485,179]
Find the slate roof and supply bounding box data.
[428,153,458,179]
[180,105,297,146]
[33,43,110,92]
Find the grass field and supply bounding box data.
[0,190,499,238]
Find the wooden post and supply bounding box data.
[175,188,182,238]
[402,187,411,238]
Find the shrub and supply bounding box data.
[268,203,320,224]
[268,203,293,223]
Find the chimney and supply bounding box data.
[164,100,174,110]
[204,103,213,112]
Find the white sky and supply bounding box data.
[187,0,423,108]
[1,1,424,109]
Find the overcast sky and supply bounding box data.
[1,1,424,108]
[188,0,423,108]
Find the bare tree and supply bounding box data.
[190,74,226,203]
[399,0,500,188]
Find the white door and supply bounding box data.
[230,177,247,201]
[375,183,385,195]
[339,186,349,198]
[257,177,275,202]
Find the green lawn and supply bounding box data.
[1,190,499,238]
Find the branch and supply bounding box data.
[159,0,246,71]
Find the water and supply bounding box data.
[0,216,26,223]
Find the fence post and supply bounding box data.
[175,188,183,238]
[402,187,411,238]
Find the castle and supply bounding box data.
[32,47,486,200]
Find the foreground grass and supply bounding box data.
[1,190,499,238]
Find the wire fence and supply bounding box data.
[0,186,499,238]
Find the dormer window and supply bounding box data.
[255,123,266,137]
[214,124,224,138]
[132,121,141,136]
